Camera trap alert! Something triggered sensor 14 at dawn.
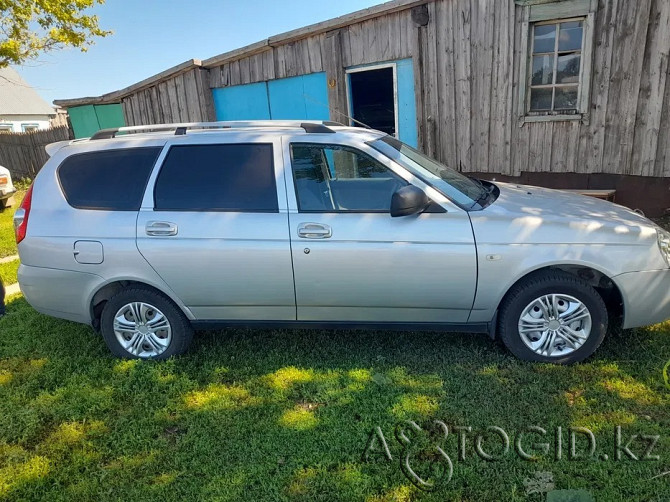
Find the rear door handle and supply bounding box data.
[146,221,178,236]
[297,222,332,239]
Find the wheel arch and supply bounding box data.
[88,278,194,330]
[493,264,624,336]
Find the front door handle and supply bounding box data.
[146,221,178,236]
[297,222,332,239]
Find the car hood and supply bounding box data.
[470,182,658,245]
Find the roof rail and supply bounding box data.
[89,120,343,140]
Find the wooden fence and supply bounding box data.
[0,126,71,179]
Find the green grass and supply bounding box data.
[0,258,19,286]
[0,296,668,501]
[0,189,25,259]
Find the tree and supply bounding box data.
[0,0,111,68]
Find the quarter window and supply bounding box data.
[290,143,406,212]
[58,147,162,210]
[154,143,277,212]
[529,20,584,113]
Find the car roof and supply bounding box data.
[47,121,387,157]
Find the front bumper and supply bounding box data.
[613,269,670,329]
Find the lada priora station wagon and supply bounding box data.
[13,121,670,363]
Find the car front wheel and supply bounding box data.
[498,271,608,364]
[100,287,193,360]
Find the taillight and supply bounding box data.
[14,184,33,244]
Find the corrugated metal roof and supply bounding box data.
[0,67,55,116]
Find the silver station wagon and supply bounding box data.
[13,121,670,363]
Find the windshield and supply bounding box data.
[369,136,486,208]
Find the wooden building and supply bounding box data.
[54,0,670,215]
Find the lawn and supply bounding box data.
[0,259,18,286]
[0,295,668,501]
[0,188,26,259]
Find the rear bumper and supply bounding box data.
[614,269,670,329]
[0,188,15,201]
[18,264,102,325]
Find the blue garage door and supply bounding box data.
[213,73,329,121]
[268,73,330,120]
[213,82,270,121]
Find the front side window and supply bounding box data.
[370,136,485,208]
[154,143,277,212]
[58,147,162,210]
[290,143,406,212]
[528,19,584,113]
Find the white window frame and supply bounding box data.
[21,123,39,133]
[517,0,597,124]
[345,62,399,139]
[0,123,12,133]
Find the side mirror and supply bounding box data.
[390,185,430,217]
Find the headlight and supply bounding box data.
[657,228,670,267]
[0,174,8,186]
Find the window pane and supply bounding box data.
[59,147,162,210]
[533,24,556,53]
[556,53,581,84]
[154,144,277,211]
[559,21,583,51]
[529,88,553,111]
[291,144,406,212]
[531,55,554,85]
[291,145,332,211]
[554,86,579,110]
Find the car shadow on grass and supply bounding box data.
[0,296,668,501]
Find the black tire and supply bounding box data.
[100,287,193,360]
[498,270,608,364]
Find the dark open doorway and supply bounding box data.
[348,66,396,136]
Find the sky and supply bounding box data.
[16,0,386,106]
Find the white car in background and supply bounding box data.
[0,165,16,208]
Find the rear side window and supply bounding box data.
[58,147,162,210]
[153,143,277,212]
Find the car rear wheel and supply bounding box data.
[498,271,608,364]
[100,287,193,360]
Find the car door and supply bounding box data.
[136,135,296,320]
[283,135,477,323]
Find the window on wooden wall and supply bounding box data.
[517,0,597,123]
[21,123,39,133]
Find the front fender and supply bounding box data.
[467,243,640,323]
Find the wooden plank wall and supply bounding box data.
[0,126,71,179]
[121,68,214,126]
[208,10,417,125]
[120,0,670,179]
[413,0,670,178]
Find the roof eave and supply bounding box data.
[202,0,429,68]
[54,59,202,108]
